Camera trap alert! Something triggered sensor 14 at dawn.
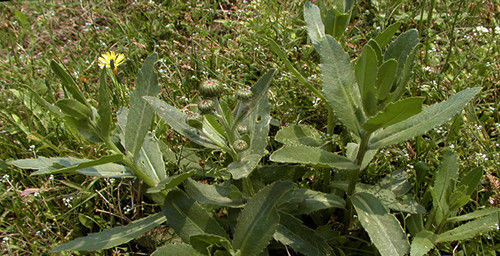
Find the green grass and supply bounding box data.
[0,0,498,255]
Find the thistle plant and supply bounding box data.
[6,1,498,256]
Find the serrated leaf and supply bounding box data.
[125,53,161,159]
[51,213,166,252]
[275,124,324,147]
[144,97,217,148]
[355,44,378,116]
[50,60,87,105]
[304,2,325,48]
[376,59,398,102]
[163,190,228,242]
[233,181,294,256]
[375,22,401,48]
[447,208,500,222]
[152,243,204,256]
[410,230,436,256]
[146,171,194,194]
[436,213,500,242]
[270,145,358,170]
[11,155,133,177]
[363,97,424,132]
[318,35,363,135]
[278,188,345,215]
[369,87,481,149]
[185,179,245,207]
[137,133,167,185]
[352,192,410,256]
[55,99,92,120]
[273,212,333,256]
[367,39,382,65]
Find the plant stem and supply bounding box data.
[242,177,255,196]
[344,130,371,231]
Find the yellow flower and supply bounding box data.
[98,51,125,72]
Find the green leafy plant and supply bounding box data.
[6,1,495,256]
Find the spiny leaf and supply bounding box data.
[125,53,161,159]
[352,192,410,256]
[232,181,294,256]
[270,145,358,170]
[369,87,481,149]
[51,213,166,252]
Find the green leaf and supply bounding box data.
[11,155,133,177]
[190,234,233,255]
[97,69,113,138]
[369,87,481,149]
[434,150,459,203]
[234,70,275,125]
[137,133,167,185]
[247,95,271,155]
[376,59,398,102]
[458,167,483,198]
[275,124,324,147]
[270,145,358,170]
[356,184,425,214]
[152,243,204,256]
[51,213,167,252]
[384,29,419,75]
[363,97,424,132]
[346,142,378,170]
[447,208,500,222]
[50,60,87,105]
[436,213,500,242]
[390,44,420,102]
[304,2,325,48]
[125,53,161,159]
[278,188,345,215]
[144,97,217,148]
[273,212,333,256]
[410,230,436,256]
[351,192,410,256]
[355,44,378,116]
[232,181,294,256]
[254,165,308,184]
[375,22,401,48]
[146,171,195,194]
[185,179,245,208]
[163,190,228,242]
[367,39,383,65]
[55,99,92,120]
[228,154,262,180]
[318,35,363,135]
[202,114,227,148]
[378,169,412,195]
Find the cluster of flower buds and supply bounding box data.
[233,139,249,152]
[200,79,223,98]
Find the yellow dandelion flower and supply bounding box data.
[98,51,125,71]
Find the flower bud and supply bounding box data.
[237,125,248,134]
[198,99,215,114]
[236,88,253,101]
[200,79,223,97]
[186,112,203,129]
[233,139,248,152]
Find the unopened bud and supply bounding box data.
[236,88,253,101]
[233,139,248,152]
[198,99,215,114]
[237,125,248,134]
[200,79,223,97]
